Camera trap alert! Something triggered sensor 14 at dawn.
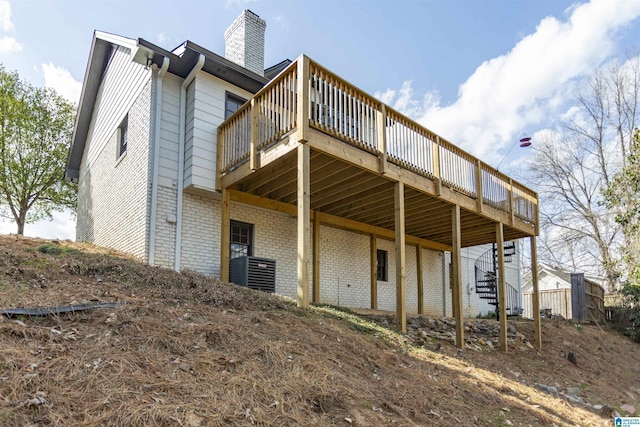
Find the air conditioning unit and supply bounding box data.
[229,256,276,293]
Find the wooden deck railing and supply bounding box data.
[218,55,538,228]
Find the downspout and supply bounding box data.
[148,57,170,266]
[175,54,205,272]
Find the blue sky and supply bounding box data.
[1,0,639,239]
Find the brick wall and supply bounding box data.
[170,194,450,313]
[318,227,370,308]
[180,192,221,276]
[224,10,266,76]
[153,185,177,268]
[76,77,153,260]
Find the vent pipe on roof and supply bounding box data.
[224,9,266,76]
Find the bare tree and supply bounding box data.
[527,55,640,292]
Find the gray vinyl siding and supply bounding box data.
[184,80,196,188]
[183,71,253,192]
[157,74,181,188]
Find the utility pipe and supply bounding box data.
[175,54,205,271]
[148,56,170,266]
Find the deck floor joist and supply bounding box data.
[226,134,534,249]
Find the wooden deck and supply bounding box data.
[216,55,542,351]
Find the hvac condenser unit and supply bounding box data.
[229,256,276,293]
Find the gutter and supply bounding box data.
[148,57,170,266]
[175,54,205,272]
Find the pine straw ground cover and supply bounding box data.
[0,235,638,426]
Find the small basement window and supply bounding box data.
[377,249,388,281]
[117,114,128,158]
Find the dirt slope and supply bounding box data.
[0,235,639,426]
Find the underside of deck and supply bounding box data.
[224,129,534,250]
[216,55,542,352]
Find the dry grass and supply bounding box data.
[1,235,639,426]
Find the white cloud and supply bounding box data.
[375,0,640,166]
[0,1,13,31]
[157,33,167,44]
[0,210,76,241]
[225,0,257,10]
[41,62,82,104]
[0,35,20,53]
[272,14,289,30]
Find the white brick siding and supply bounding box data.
[422,249,447,316]
[153,185,177,268]
[165,193,453,315]
[76,69,153,260]
[180,192,221,277]
[319,227,370,308]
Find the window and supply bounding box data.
[376,249,388,281]
[230,220,253,259]
[117,114,128,158]
[225,93,247,119]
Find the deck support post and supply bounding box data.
[370,235,378,310]
[297,143,311,308]
[394,181,406,332]
[496,222,508,352]
[417,245,424,315]
[530,235,542,350]
[451,205,464,349]
[220,189,231,282]
[312,213,320,304]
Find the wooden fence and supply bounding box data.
[522,289,572,319]
[522,274,605,322]
[571,274,605,323]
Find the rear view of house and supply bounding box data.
[66,10,542,349]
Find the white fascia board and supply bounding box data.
[95,31,138,50]
[95,31,153,65]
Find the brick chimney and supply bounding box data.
[224,10,266,77]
